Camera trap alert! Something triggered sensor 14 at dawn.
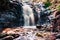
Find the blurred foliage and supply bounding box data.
[44,0,52,8]
[56,5,60,11]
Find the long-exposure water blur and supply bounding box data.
[0,0,60,40]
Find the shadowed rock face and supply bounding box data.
[0,1,24,28]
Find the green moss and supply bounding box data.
[44,0,52,8]
[57,5,60,11]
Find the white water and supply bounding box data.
[22,3,35,26]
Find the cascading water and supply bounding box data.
[22,2,54,26]
[22,3,35,26]
[0,0,54,27]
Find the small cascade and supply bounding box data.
[22,3,35,26]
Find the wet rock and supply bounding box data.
[0,33,8,38]
[36,26,43,29]
[12,34,20,38]
[2,36,14,40]
[56,34,60,39]
[36,33,43,37]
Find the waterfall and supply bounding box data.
[22,3,35,26]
